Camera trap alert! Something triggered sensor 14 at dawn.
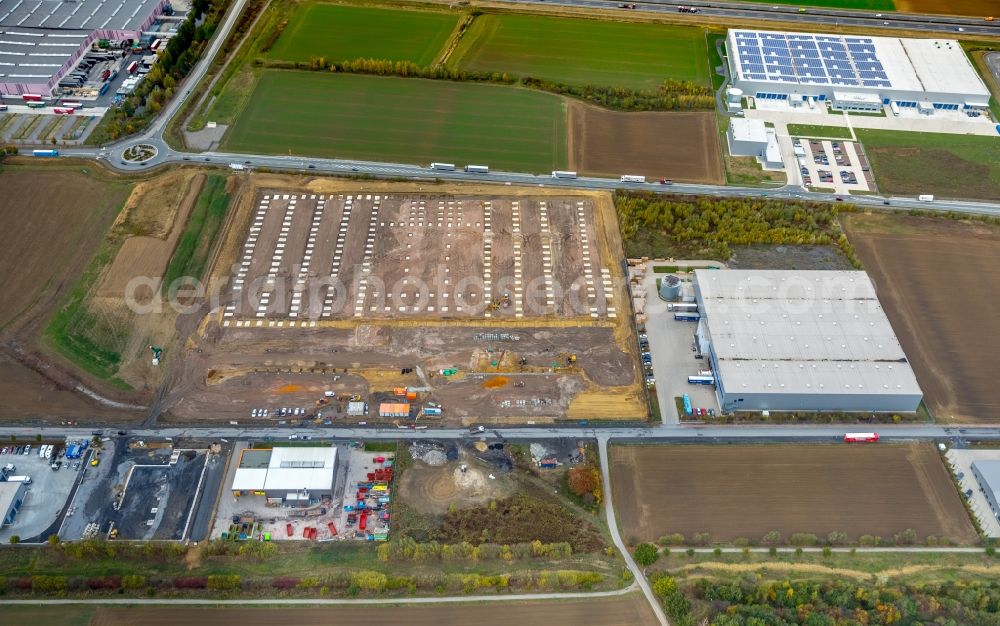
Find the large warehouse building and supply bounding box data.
[972,460,1000,523]
[0,0,167,96]
[727,29,991,113]
[693,269,923,413]
[232,447,339,505]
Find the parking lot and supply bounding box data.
[638,265,720,424]
[796,138,874,194]
[0,442,83,542]
[945,448,1000,538]
[223,192,617,323]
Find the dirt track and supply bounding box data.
[568,101,723,184]
[89,597,659,626]
[843,214,1000,422]
[610,443,978,544]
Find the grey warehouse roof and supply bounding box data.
[0,0,162,32]
[695,270,922,398]
[973,460,1000,499]
[0,27,88,81]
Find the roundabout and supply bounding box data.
[121,143,158,163]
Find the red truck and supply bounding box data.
[844,432,879,443]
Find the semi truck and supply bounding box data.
[5,476,31,484]
[551,170,577,179]
[687,375,714,385]
[667,303,698,312]
[127,61,138,74]
[229,163,246,171]
[844,432,879,443]
[61,101,83,109]
[620,174,646,183]
[430,162,455,171]
[917,194,934,202]
[21,93,42,102]
[32,149,59,157]
[464,164,489,173]
[674,312,701,321]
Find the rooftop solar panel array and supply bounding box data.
[734,31,891,88]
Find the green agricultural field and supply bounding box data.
[735,0,894,9]
[857,129,1000,201]
[266,3,458,65]
[448,13,710,90]
[223,71,567,172]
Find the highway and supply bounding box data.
[34,0,1000,218]
[495,0,1000,36]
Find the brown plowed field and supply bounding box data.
[0,167,129,329]
[843,214,1000,421]
[610,444,977,544]
[896,0,993,16]
[89,597,659,626]
[568,102,723,184]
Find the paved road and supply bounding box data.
[0,585,641,605]
[496,0,1000,36]
[598,437,669,626]
[5,423,1000,442]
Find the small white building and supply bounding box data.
[231,446,339,504]
[831,91,882,112]
[727,118,783,169]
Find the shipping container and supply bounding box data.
[127,61,138,74]
[464,164,489,173]
[21,93,42,102]
[551,170,577,179]
[687,375,715,385]
[430,162,455,171]
[674,312,701,321]
[667,303,698,312]
[620,174,646,183]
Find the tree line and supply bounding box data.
[615,191,861,267]
[92,0,232,142]
[256,56,715,113]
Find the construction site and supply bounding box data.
[158,178,646,424]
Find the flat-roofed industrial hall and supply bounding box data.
[694,269,922,413]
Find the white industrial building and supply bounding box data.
[232,446,339,504]
[693,269,923,413]
[972,460,1000,522]
[726,118,783,169]
[728,29,992,114]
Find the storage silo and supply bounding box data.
[726,87,744,112]
[659,274,682,300]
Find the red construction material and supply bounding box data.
[286,523,293,537]
[327,521,338,536]
[302,527,310,538]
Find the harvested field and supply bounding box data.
[843,213,1000,421]
[610,443,978,544]
[223,191,618,321]
[97,173,205,297]
[568,103,723,184]
[895,0,988,15]
[88,598,659,626]
[0,166,130,330]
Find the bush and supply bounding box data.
[827,531,848,546]
[86,576,121,590]
[633,543,659,567]
[762,530,781,545]
[207,575,240,591]
[822,547,832,558]
[692,532,712,546]
[789,533,819,547]
[271,577,299,589]
[769,546,777,556]
[659,533,685,546]
[894,528,917,546]
[121,575,146,590]
[174,577,208,589]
